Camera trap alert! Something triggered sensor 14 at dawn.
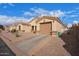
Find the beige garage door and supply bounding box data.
[40,22,52,34]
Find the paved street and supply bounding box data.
[0,38,15,56]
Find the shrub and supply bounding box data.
[16,31,20,37]
[11,29,16,33]
[0,25,5,30]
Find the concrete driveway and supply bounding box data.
[16,34,49,51]
[15,33,70,56]
[0,31,71,56]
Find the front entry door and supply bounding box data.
[32,26,37,33]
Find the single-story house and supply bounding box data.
[29,16,67,34]
[6,22,31,33]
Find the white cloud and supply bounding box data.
[0,15,28,25]
[50,10,65,17]
[64,9,79,18]
[24,8,65,17]
[30,8,50,16]
[66,10,76,14]
[73,20,78,24]
[69,15,78,17]
[24,12,34,16]
[8,3,15,7]
[31,8,49,15]
[67,23,72,28]
[0,3,15,9]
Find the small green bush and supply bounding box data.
[57,32,62,37]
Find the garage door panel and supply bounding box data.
[40,22,52,34]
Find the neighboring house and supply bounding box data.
[16,22,31,32]
[6,22,31,33]
[29,16,67,34]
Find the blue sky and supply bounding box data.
[0,3,79,25]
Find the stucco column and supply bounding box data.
[34,23,36,31]
[52,21,57,32]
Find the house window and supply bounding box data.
[32,26,34,31]
[19,25,21,30]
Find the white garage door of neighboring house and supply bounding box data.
[40,22,52,34]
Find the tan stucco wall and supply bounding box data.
[9,26,16,31]
[9,24,31,32]
[22,26,31,32]
[29,19,37,26]
[30,18,66,32]
[16,24,31,32]
[53,20,66,32]
[29,19,39,31]
[16,24,23,30]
